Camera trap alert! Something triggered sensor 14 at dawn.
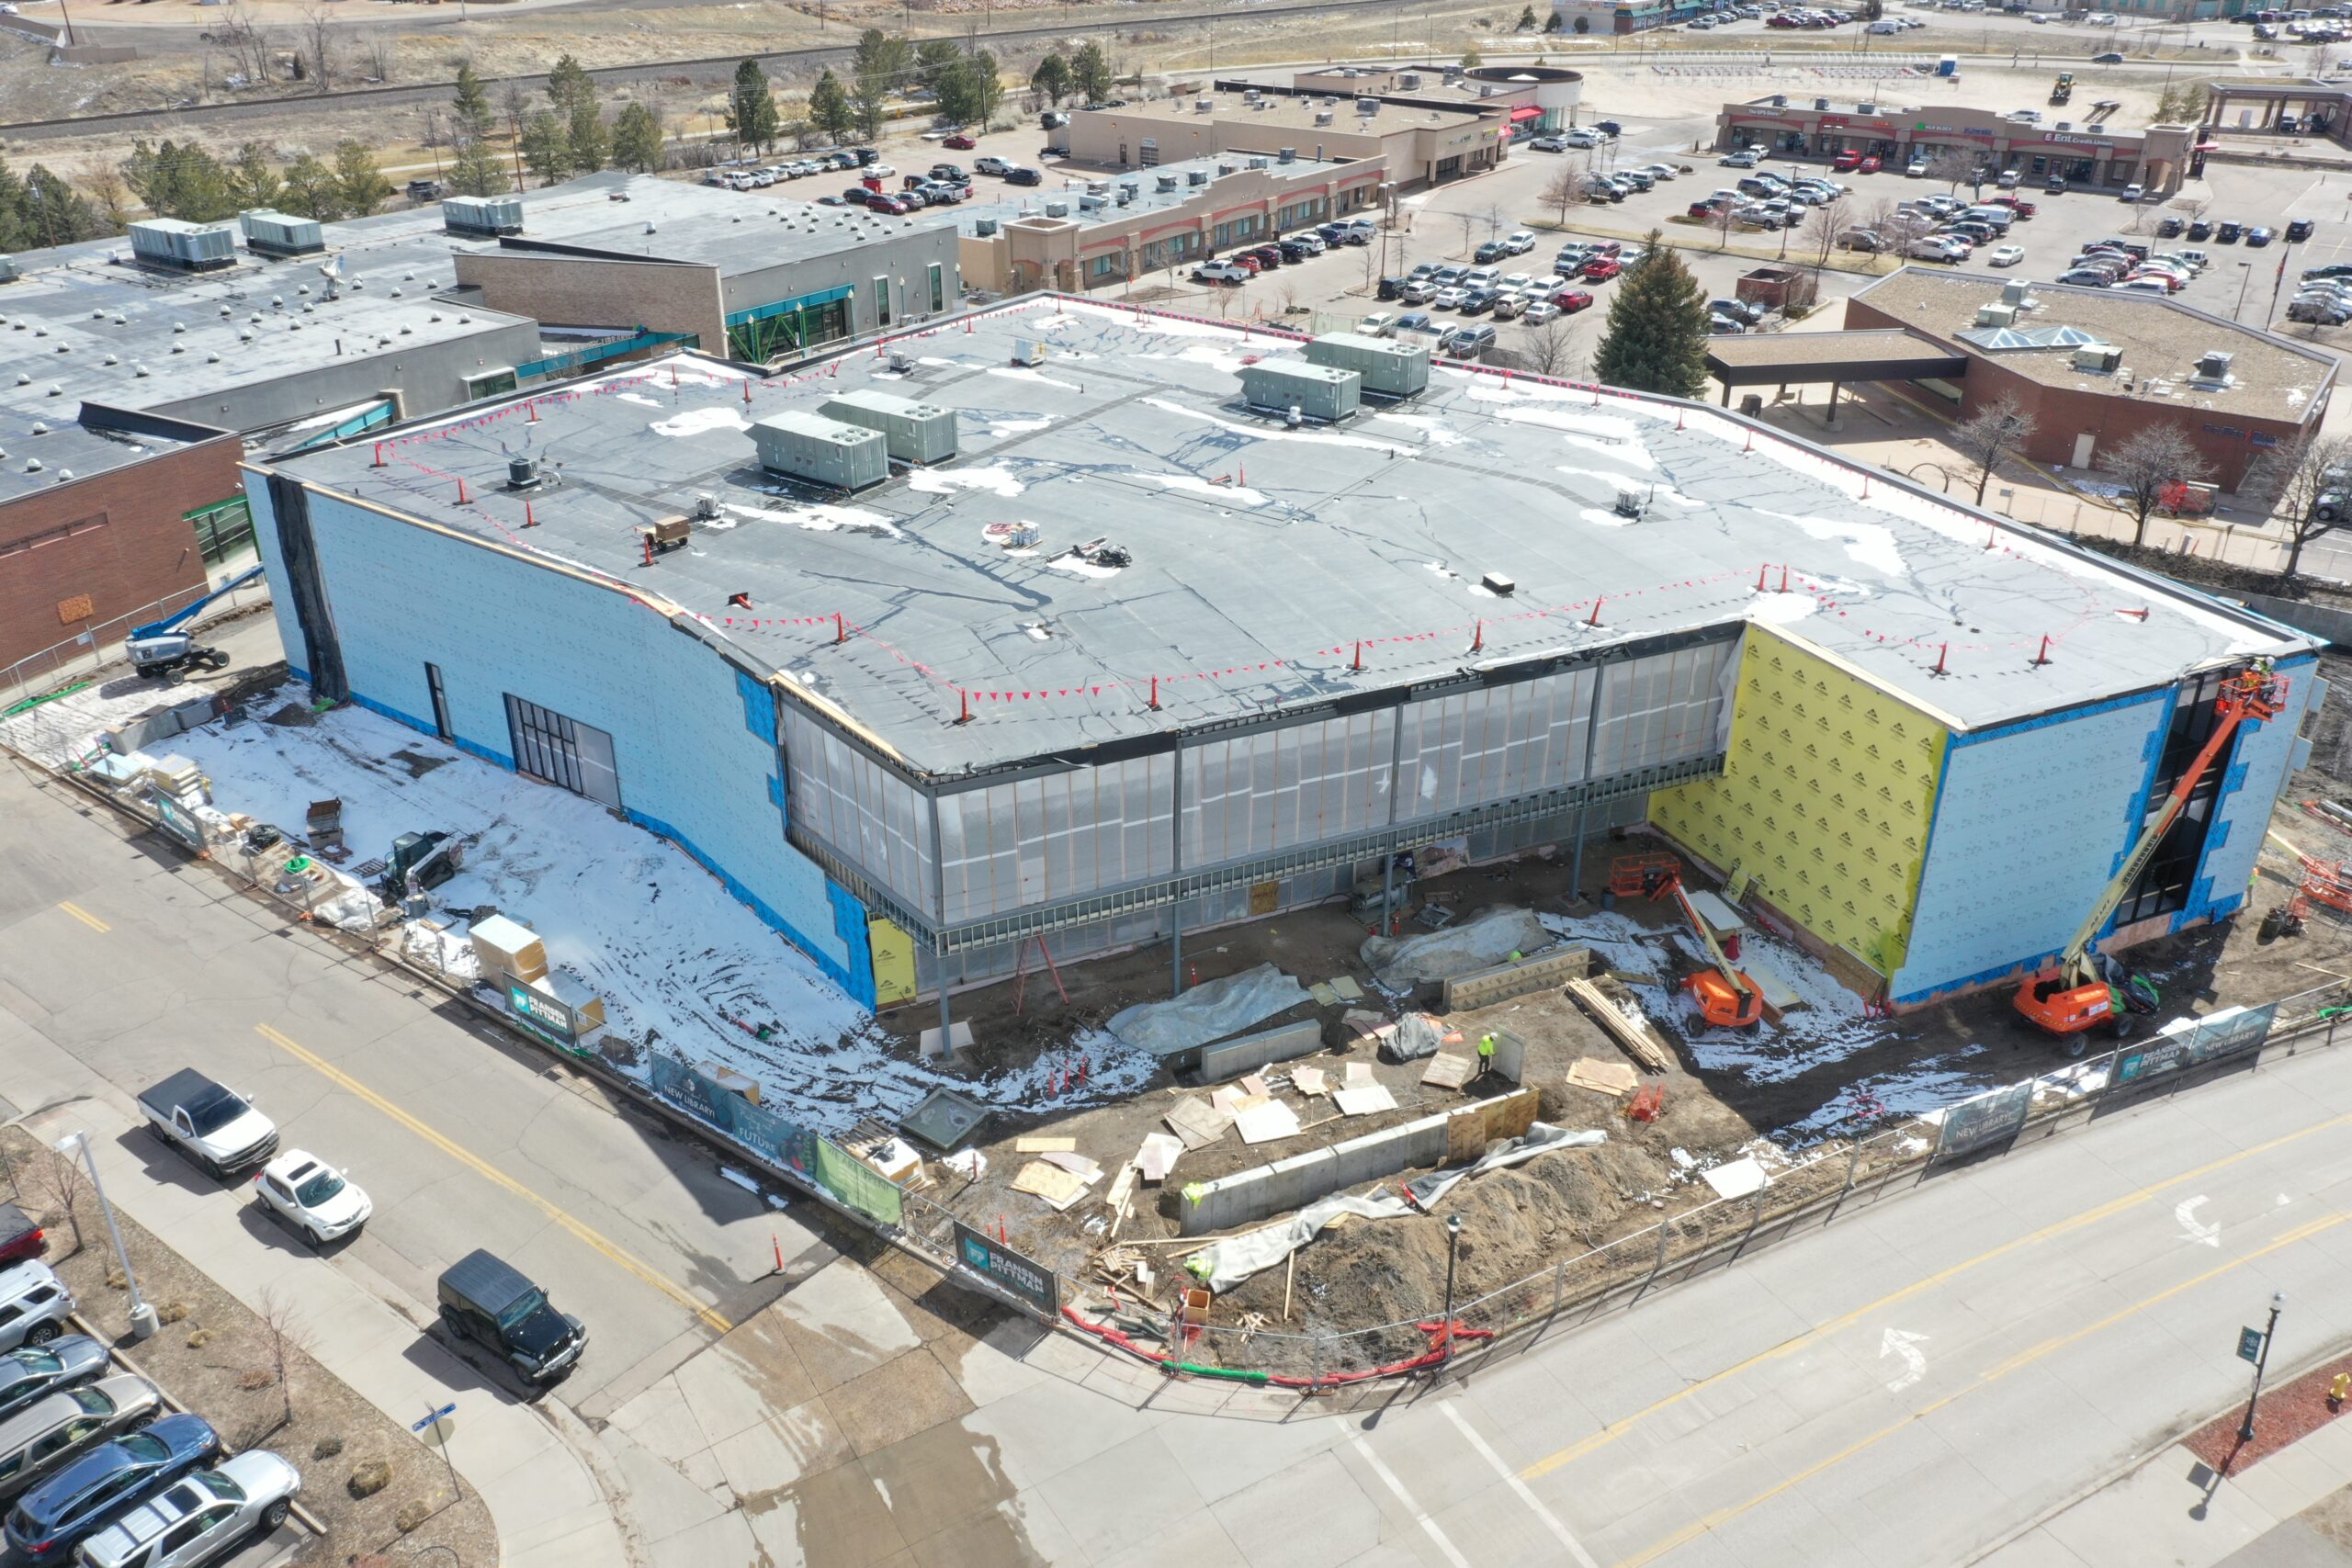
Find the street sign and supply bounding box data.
[2238,1326,2267,1365]
[412,1402,457,1433]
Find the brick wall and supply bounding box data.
[1845,297,2307,488]
[0,434,239,671]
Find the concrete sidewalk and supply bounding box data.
[1980,1394,2352,1565]
[0,1007,628,1568]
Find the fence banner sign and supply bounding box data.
[1933,1080,2032,1162]
[506,981,582,1054]
[2119,1004,2278,1085]
[147,789,207,852]
[815,1138,905,1227]
[953,1222,1058,1316]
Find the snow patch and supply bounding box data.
[1748,591,1818,625]
[650,407,752,439]
[908,464,1024,498]
[1140,397,1396,452]
[724,500,900,536]
[616,392,663,409]
[987,366,1084,392]
[1483,402,1645,441]
[1758,510,1906,578]
[1369,412,1466,446]
[1150,473,1270,506]
[988,416,1052,438]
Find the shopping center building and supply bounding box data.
[1716,95,2201,193]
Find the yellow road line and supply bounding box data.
[1612,1211,2352,1567]
[1524,1108,2352,1480]
[56,902,109,933]
[255,1023,732,1335]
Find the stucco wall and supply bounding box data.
[454,254,727,356]
[150,321,547,433]
[241,470,867,1002]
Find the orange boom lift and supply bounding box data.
[2015,665,2287,1042]
[1640,865,1766,1030]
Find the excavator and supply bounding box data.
[1641,865,1765,1030]
[2016,665,2288,1044]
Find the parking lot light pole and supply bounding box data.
[1440,1213,1464,1366]
[57,1134,155,1341]
[2235,260,2256,321]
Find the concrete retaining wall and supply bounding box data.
[1177,1089,1540,1235]
[1441,945,1590,1011]
[1199,1019,1323,1081]
[2237,592,2352,649]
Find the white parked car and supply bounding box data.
[1905,157,1931,176]
[1431,286,1469,310]
[1504,229,1539,254]
[1638,163,1679,182]
[75,1453,302,1568]
[1521,299,1562,324]
[1987,243,2026,266]
[252,1151,371,1246]
[1357,311,1399,337]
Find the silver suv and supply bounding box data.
[0,1267,73,1355]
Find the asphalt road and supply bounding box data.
[0,749,824,1418]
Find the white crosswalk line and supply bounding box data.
[1440,1401,1603,1568]
[1351,1433,1472,1568]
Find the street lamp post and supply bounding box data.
[57,1134,155,1341]
[2241,1291,2287,1445]
[2235,259,2256,321]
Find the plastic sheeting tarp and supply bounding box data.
[1361,907,1551,991]
[1106,963,1314,1058]
[1184,1123,1607,1292]
[1379,1012,1454,1065]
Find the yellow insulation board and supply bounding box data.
[1648,627,1946,978]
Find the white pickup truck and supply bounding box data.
[139,1070,278,1179]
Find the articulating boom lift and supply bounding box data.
[1642,866,1765,1030]
[2015,666,2287,1042]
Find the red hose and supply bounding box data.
[1058,1307,1493,1390]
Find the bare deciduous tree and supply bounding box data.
[2105,422,2215,547]
[1521,313,1581,379]
[362,33,391,84]
[1951,394,2039,505]
[1802,193,1851,277]
[1541,164,1588,229]
[300,5,334,90]
[1705,201,1738,252]
[2244,432,2352,581]
[23,1149,84,1256]
[1456,209,1478,258]
[1925,145,1980,195]
[75,159,130,230]
[254,1286,315,1432]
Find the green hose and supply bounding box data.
[1165,1361,1271,1385]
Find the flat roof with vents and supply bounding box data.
[264,297,2306,776]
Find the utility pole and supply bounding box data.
[2239,1292,2287,1448]
[59,1134,154,1340]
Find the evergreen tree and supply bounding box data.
[1543,10,1562,30]
[228,141,283,209]
[547,54,607,172]
[521,111,573,186]
[1069,39,1114,104]
[23,165,100,248]
[333,139,391,215]
[278,153,344,220]
[446,132,510,197]
[940,49,1002,128]
[915,38,961,94]
[1517,5,1537,28]
[1592,230,1710,399]
[850,29,911,139]
[1461,43,1483,67]
[728,58,783,153]
[808,68,854,143]
[612,101,666,172]
[1030,51,1072,107]
[123,140,239,222]
[452,62,495,139]
[0,160,33,254]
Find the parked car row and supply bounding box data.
[1193,217,1376,282]
[703,147,879,190]
[0,1252,300,1568]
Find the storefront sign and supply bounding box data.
[954,1223,1059,1316]
[2041,133,2120,149]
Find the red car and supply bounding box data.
[1858,154,1883,174]
[1987,196,2038,218]
[0,1204,41,1268]
[943,133,977,150]
[1580,258,1622,282]
[1229,254,1261,276]
[1553,288,1596,312]
[1832,149,1863,172]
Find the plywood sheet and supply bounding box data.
[1292,1066,1329,1096]
[1012,1160,1091,1209]
[1567,1058,1640,1097]
[1233,1100,1304,1145]
[1136,1132,1184,1182]
[1333,1084,1398,1117]
[1421,1053,1475,1089]
[1014,1136,1076,1153]
[1165,1097,1234,1150]
[1702,1156,1768,1201]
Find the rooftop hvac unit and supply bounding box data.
[2196,349,2235,380]
[1278,147,1297,163]
[1079,194,1106,210]
[1045,200,1070,218]
[2000,280,2031,307]
[1244,88,1261,101]
[1770,93,1788,107]
[821,388,959,463]
[750,412,889,491]
[240,209,324,256]
[1400,72,1422,87]
[1247,157,1268,170]
[1010,338,1048,366]
[1158,174,1181,191]
[1115,186,1135,206]
[1356,96,1379,116]
[1188,169,1211,186]
[127,219,237,272]
[2072,344,2124,373]
[1239,361,1362,422]
[1216,162,1237,175]
[1857,100,1877,113]
[973,217,1000,237]
[1975,302,2018,327]
[1316,110,1335,126]
[1195,97,1215,112]
[1301,331,1430,398]
[442,195,524,236]
[1814,96,1830,111]
[0,256,17,284]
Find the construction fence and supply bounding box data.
[2,572,271,713]
[20,720,2352,1396]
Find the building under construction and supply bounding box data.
[238,299,2319,1021]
